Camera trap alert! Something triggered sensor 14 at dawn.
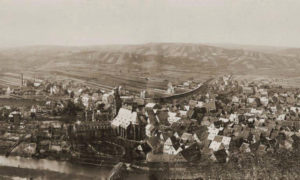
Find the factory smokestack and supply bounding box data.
[20,73,23,87]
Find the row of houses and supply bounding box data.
[123,75,300,164]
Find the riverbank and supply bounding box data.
[0,139,121,168]
[3,140,300,180]
[0,166,94,180]
[0,155,151,180]
[2,150,300,180]
[0,155,112,180]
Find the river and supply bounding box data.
[0,155,149,179]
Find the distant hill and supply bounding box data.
[0,43,300,84]
[279,48,300,58]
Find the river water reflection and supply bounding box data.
[0,155,149,179]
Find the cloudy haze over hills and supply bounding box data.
[0,0,300,48]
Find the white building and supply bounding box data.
[6,87,11,95]
[260,97,269,106]
[163,137,180,155]
[167,112,181,125]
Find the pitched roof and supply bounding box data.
[203,101,216,111]
[139,143,152,153]
[111,108,138,128]
[147,136,161,149]
[180,143,201,162]
[168,111,181,125]
[187,109,195,119]
[209,141,221,151]
[165,136,180,150]
[146,109,158,125]
[181,132,193,142]
[145,103,156,109]
[213,149,227,163]
[160,132,170,141]
[156,110,170,126]
[213,135,223,143]
[194,126,208,140]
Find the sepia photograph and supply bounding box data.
[1,0,300,179]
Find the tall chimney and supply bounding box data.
[20,73,23,87]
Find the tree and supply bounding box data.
[70,91,75,98]
[62,100,82,116]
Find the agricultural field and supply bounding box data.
[0,74,20,88]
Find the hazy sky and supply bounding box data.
[0,0,300,48]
